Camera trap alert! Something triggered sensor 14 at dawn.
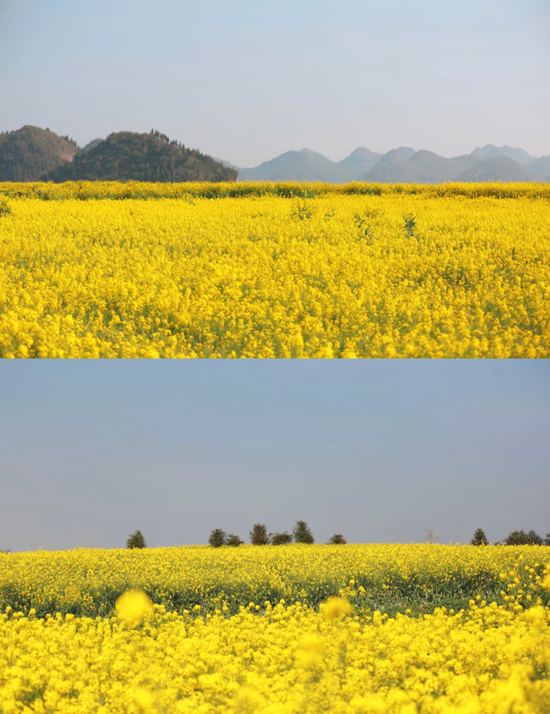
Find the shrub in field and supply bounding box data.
[226,534,244,547]
[470,528,489,546]
[126,530,147,549]
[270,532,292,545]
[328,534,347,544]
[250,524,269,546]
[208,529,227,548]
[293,520,314,544]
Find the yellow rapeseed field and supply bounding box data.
[1,181,549,358]
[1,545,550,713]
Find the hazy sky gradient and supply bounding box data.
[1,361,548,553]
[1,0,549,166]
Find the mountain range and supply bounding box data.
[0,126,548,184]
[234,145,550,183]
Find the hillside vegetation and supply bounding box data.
[0,127,237,183]
[0,126,78,181]
[47,130,237,183]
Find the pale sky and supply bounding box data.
[1,361,548,552]
[1,0,549,166]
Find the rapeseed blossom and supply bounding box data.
[115,589,154,626]
[0,544,549,711]
[1,181,549,358]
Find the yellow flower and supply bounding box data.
[320,596,354,620]
[115,589,153,626]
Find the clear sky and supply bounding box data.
[1,0,549,166]
[1,361,548,553]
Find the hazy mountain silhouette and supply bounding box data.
[234,144,545,183]
[82,138,103,152]
[470,144,534,167]
[0,125,78,181]
[529,156,550,181]
[234,144,544,183]
[236,148,351,182]
[336,147,381,180]
[457,156,537,183]
[376,147,416,166]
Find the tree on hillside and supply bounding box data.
[328,534,347,545]
[126,530,147,549]
[293,520,314,544]
[470,528,489,546]
[250,523,269,545]
[226,534,244,547]
[270,532,292,545]
[208,529,227,548]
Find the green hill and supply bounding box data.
[47,130,237,183]
[0,125,78,181]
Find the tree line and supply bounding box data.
[471,528,550,546]
[208,521,347,547]
[124,526,550,549]
[125,522,346,549]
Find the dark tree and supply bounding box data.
[250,523,269,546]
[527,530,543,545]
[328,534,347,545]
[503,529,543,546]
[126,530,147,549]
[208,529,227,548]
[270,532,292,546]
[293,520,315,544]
[226,534,244,547]
[544,533,550,546]
[470,528,489,546]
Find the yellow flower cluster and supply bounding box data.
[1,184,549,357]
[2,180,550,200]
[2,544,549,618]
[1,597,549,713]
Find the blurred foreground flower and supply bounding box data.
[116,589,153,626]
[320,596,354,620]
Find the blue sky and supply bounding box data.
[1,361,548,552]
[1,0,549,165]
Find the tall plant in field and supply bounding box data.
[293,520,314,544]
[126,530,147,549]
[250,524,269,545]
[471,528,489,546]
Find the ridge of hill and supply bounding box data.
[529,156,550,182]
[457,156,537,183]
[470,144,534,167]
[46,130,237,183]
[237,148,349,183]
[235,144,545,183]
[1,127,546,184]
[0,125,79,181]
